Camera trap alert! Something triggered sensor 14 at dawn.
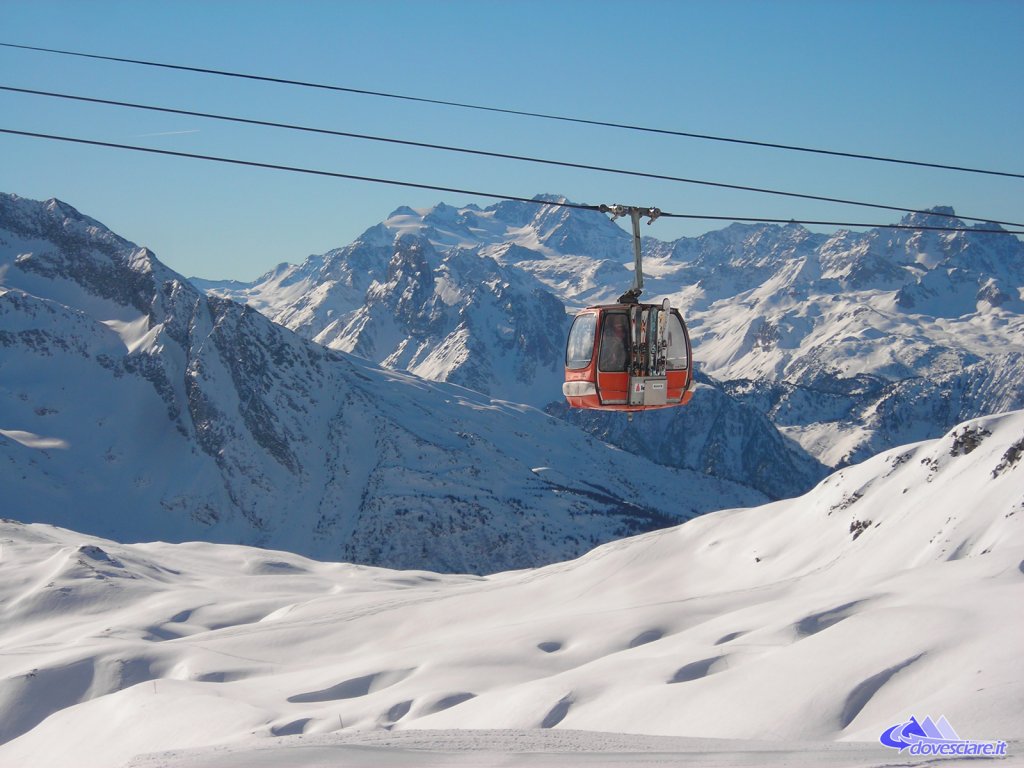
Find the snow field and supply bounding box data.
[1,411,1021,767]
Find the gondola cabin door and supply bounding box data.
[563,302,693,412]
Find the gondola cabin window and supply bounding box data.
[565,312,597,369]
[666,312,689,370]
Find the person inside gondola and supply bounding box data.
[600,313,629,372]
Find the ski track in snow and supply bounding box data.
[124,729,1024,768]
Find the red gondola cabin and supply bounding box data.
[562,300,694,411]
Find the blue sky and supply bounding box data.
[2,0,1022,279]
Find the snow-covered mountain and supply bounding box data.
[200,198,1024,473]
[0,192,768,573]
[661,209,1024,465]
[192,195,629,408]
[195,199,830,499]
[1,410,1020,767]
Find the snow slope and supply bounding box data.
[1,410,1021,767]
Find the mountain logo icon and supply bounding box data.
[879,715,1007,757]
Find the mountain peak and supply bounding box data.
[387,205,418,218]
[898,206,963,228]
[44,197,84,218]
[532,193,570,204]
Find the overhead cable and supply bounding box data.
[2,127,1020,236]
[3,85,1020,228]
[2,41,1021,181]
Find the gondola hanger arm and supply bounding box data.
[600,204,662,304]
